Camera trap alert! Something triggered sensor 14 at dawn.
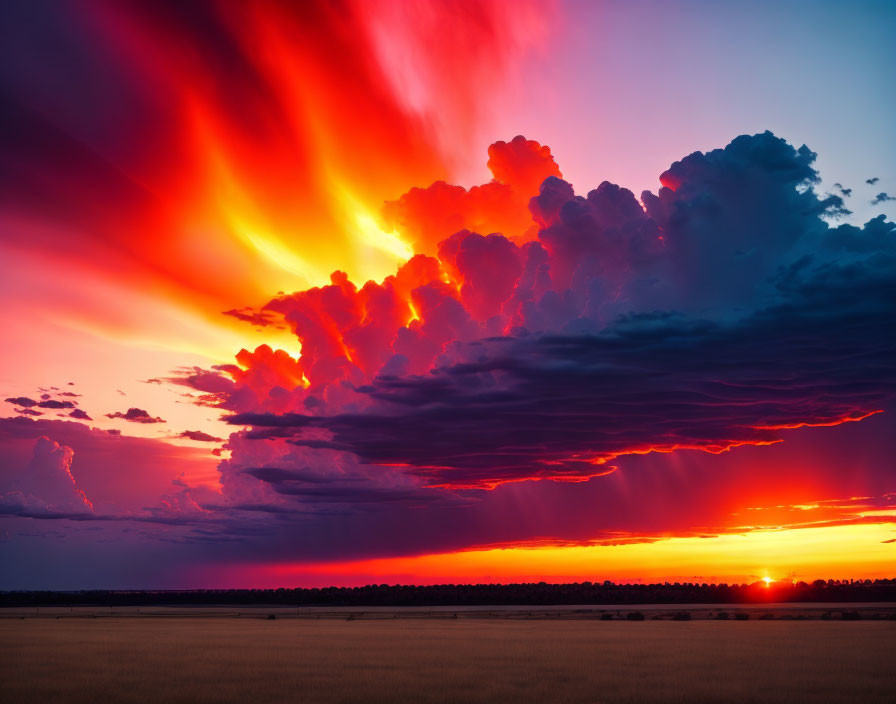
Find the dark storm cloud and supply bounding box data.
[872,192,895,205]
[240,466,456,507]
[866,177,880,185]
[243,467,355,484]
[0,501,215,528]
[230,147,896,489]
[233,277,895,488]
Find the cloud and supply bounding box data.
[178,430,223,442]
[872,192,896,205]
[0,436,93,514]
[5,130,891,580]
[106,407,166,424]
[241,464,448,505]
[233,286,894,488]
[380,135,561,255]
[866,177,880,185]
[210,131,894,492]
[222,307,285,329]
[0,417,222,526]
[5,397,37,407]
[832,183,852,197]
[68,409,92,421]
[37,399,75,409]
[7,391,79,410]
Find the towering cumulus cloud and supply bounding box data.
[0,436,93,515]
[169,131,894,503]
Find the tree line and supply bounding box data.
[2,579,895,606]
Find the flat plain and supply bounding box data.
[2,618,894,703]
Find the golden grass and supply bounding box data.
[1,619,893,703]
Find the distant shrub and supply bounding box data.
[672,612,691,621]
[600,613,614,620]
[840,611,861,621]
[626,612,645,621]
[715,612,729,620]
[266,614,276,620]
[821,612,832,620]
[734,613,749,620]
[759,614,775,620]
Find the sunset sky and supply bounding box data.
[1,0,894,589]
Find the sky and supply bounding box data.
[0,0,894,590]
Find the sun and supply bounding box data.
[762,576,775,586]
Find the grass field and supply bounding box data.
[2,619,893,703]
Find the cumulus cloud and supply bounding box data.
[866,177,880,185]
[0,417,231,534]
[872,192,896,205]
[68,409,92,421]
[0,436,93,514]
[380,135,561,255]
[106,407,166,424]
[198,131,895,494]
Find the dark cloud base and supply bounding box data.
[234,287,894,488]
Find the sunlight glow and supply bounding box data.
[257,522,896,587]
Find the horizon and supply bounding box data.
[6,577,896,592]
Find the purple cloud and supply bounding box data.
[178,430,223,443]
[106,408,166,424]
[5,397,37,408]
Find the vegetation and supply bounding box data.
[2,578,894,607]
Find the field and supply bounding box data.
[2,618,894,703]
